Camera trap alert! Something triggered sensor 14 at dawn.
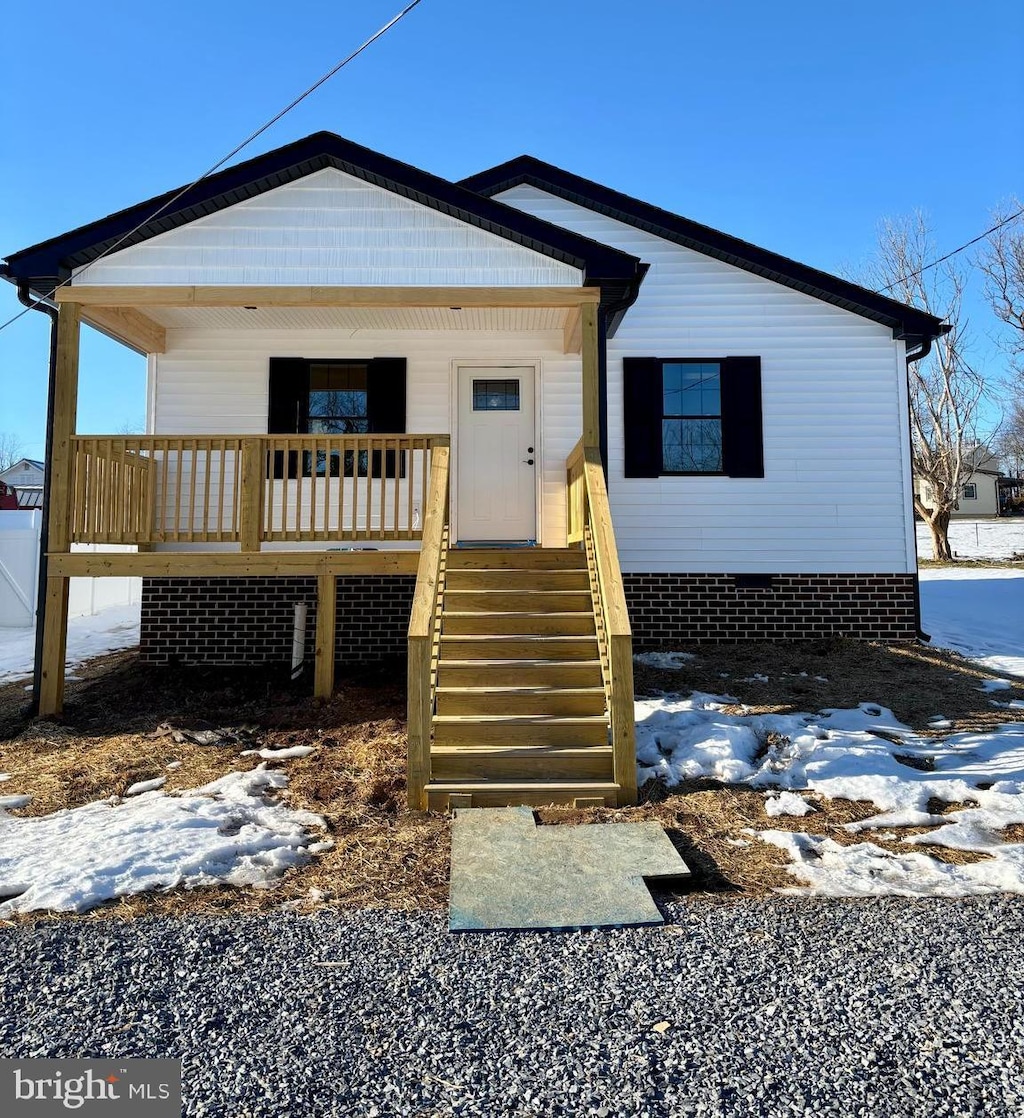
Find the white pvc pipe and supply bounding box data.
[291,601,307,680]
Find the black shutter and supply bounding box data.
[720,356,764,478]
[623,357,663,478]
[367,358,407,478]
[268,357,307,479]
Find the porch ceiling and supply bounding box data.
[141,303,573,333]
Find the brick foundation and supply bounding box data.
[140,575,415,666]
[623,573,918,644]
[140,570,917,666]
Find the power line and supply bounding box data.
[879,206,1024,293]
[0,0,424,335]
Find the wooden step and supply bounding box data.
[425,781,621,810]
[440,636,599,661]
[431,744,613,781]
[445,569,591,592]
[446,548,586,570]
[443,589,593,613]
[436,659,605,687]
[436,685,607,717]
[442,611,597,636]
[433,714,609,748]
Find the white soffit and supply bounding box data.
[145,305,572,333]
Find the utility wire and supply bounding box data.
[879,206,1024,293]
[0,0,424,335]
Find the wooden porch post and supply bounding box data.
[581,301,599,448]
[314,571,337,699]
[38,301,81,716]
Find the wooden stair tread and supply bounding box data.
[443,611,593,619]
[427,780,619,789]
[434,713,607,724]
[437,658,603,667]
[424,780,621,807]
[436,686,606,695]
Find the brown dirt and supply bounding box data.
[1,635,1021,923]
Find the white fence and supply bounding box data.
[0,510,141,629]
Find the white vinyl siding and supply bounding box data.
[496,185,914,575]
[74,168,581,289]
[152,328,581,547]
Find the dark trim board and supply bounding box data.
[460,156,947,346]
[1,133,644,316]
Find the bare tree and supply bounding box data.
[978,198,1024,369]
[862,214,987,561]
[978,201,1024,484]
[0,432,25,473]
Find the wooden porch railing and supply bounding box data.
[67,435,449,548]
[406,445,450,810]
[566,439,637,804]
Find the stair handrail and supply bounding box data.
[566,438,637,804]
[407,444,450,809]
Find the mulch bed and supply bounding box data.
[1,636,1022,923]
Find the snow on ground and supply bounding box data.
[919,567,1024,678]
[0,603,141,686]
[916,518,1024,561]
[0,766,330,917]
[633,651,696,670]
[636,693,1024,897]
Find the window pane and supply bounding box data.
[310,364,368,392]
[308,416,369,435]
[662,418,722,472]
[309,389,367,420]
[662,365,683,416]
[473,379,520,411]
[663,362,720,417]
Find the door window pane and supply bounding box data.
[473,379,520,411]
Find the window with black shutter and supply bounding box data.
[623,356,763,479]
[267,357,406,478]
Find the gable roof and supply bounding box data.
[1,132,644,314]
[0,458,44,476]
[460,156,947,347]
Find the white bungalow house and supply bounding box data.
[915,449,1004,519]
[0,132,946,809]
[0,458,45,509]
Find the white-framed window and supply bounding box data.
[962,482,978,500]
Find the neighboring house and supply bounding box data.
[915,449,1003,519]
[0,132,946,809]
[0,458,45,509]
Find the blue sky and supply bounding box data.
[1,0,1021,459]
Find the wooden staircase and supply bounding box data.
[406,439,637,811]
[425,547,621,809]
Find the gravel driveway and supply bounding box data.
[2,897,1022,1117]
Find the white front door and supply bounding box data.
[456,366,537,542]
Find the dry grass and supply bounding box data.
[1,634,1022,923]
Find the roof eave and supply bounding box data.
[460,159,948,343]
[2,133,646,312]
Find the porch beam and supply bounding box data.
[38,577,70,718]
[562,306,582,354]
[55,285,603,309]
[580,301,600,448]
[47,550,421,578]
[82,306,166,354]
[38,301,81,716]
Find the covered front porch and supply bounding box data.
[38,283,636,808]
